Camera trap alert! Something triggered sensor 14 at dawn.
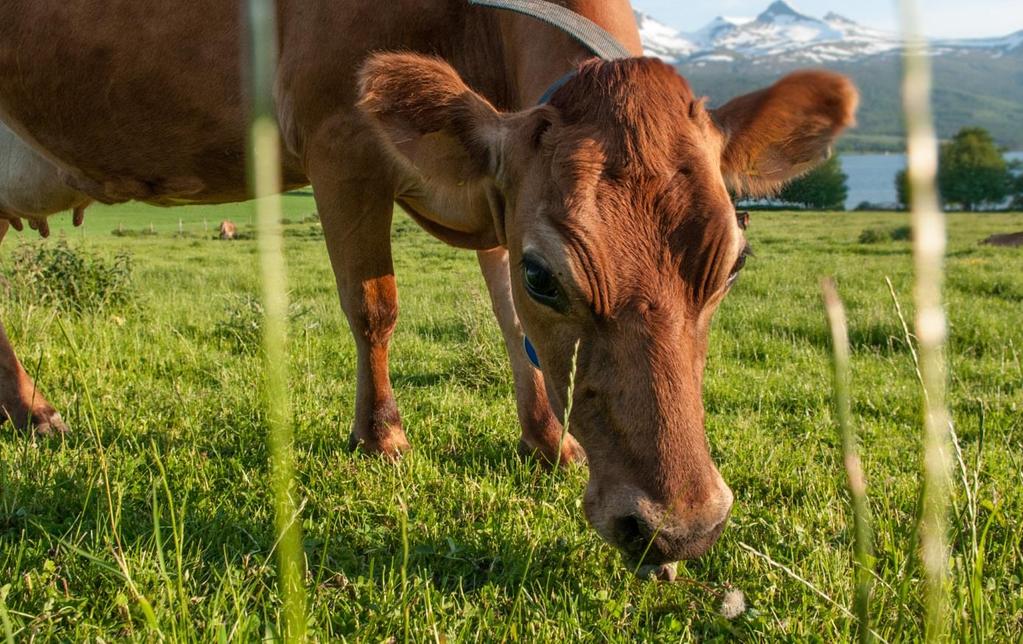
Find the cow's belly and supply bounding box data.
[0,121,89,221]
[0,1,308,207]
[0,0,495,211]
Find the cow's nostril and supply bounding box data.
[614,514,650,552]
[709,512,730,539]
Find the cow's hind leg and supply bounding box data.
[309,149,409,458]
[477,248,585,467]
[0,318,66,435]
[1,219,66,435]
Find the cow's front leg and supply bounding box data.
[311,157,409,458]
[0,319,66,435]
[477,247,585,467]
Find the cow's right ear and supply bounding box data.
[358,53,509,189]
[710,70,857,197]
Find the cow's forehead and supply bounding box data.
[539,58,730,232]
[542,123,732,245]
[546,57,711,177]
[538,151,738,316]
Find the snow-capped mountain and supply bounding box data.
[635,1,1023,150]
[636,1,1023,65]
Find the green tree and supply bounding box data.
[937,127,1010,211]
[779,154,848,210]
[895,168,911,210]
[1009,159,1023,211]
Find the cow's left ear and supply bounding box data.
[358,53,510,188]
[711,70,858,197]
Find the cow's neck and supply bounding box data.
[446,1,642,108]
[496,0,643,107]
[390,1,643,250]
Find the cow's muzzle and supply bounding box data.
[585,474,734,570]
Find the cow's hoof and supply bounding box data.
[348,428,411,460]
[517,432,586,469]
[3,406,68,436]
[33,410,68,436]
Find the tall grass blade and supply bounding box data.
[244,0,307,639]
[897,2,952,640]
[549,339,580,483]
[738,542,889,644]
[0,588,16,644]
[821,279,874,643]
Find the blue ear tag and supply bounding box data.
[523,336,541,369]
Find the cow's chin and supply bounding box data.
[636,562,679,581]
[600,527,723,582]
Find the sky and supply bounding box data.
[631,0,1023,38]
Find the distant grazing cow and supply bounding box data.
[981,232,1023,247]
[219,220,237,240]
[0,0,856,572]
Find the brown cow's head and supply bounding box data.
[359,55,856,568]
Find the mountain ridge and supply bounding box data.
[636,1,1023,64]
[635,2,1023,150]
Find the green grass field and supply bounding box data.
[1,198,1021,640]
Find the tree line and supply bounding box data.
[772,126,1021,211]
[897,127,1021,211]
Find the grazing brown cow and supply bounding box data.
[219,221,238,240]
[0,0,856,571]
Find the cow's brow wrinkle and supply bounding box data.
[696,249,713,303]
[717,238,739,292]
[548,212,601,315]
[695,234,730,304]
[563,231,608,318]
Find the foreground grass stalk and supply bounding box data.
[821,279,874,643]
[551,339,580,476]
[0,592,13,644]
[898,2,952,640]
[245,0,307,639]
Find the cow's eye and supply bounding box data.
[726,243,752,288]
[522,256,562,308]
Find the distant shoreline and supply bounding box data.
[838,144,1023,155]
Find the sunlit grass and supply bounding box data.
[1,206,1020,639]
